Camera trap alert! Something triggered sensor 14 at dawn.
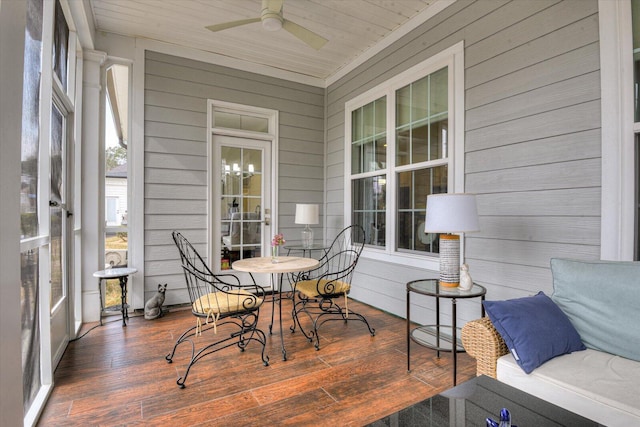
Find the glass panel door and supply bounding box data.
[49,101,69,368]
[215,135,271,285]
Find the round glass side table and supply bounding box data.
[406,279,486,386]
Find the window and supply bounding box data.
[345,42,464,268]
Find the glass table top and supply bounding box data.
[407,278,486,298]
[367,375,600,427]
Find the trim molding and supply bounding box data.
[598,0,635,261]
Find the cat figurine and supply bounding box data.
[144,283,167,320]
[459,264,473,291]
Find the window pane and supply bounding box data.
[375,136,387,170]
[363,140,379,173]
[397,166,447,253]
[21,0,43,415]
[104,63,130,305]
[396,84,411,127]
[213,111,268,133]
[411,76,428,122]
[21,249,41,413]
[352,176,386,246]
[397,127,410,166]
[412,123,428,163]
[396,67,448,166]
[21,0,43,240]
[363,102,374,138]
[352,109,362,141]
[221,146,263,261]
[430,67,448,116]
[352,143,362,174]
[53,0,68,92]
[375,97,386,134]
[50,103,64,309]
[430,118,448,160]
[352,96,386,174]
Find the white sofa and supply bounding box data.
[462,259,640,427]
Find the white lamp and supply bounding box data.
[295,204,319,248]
[424,194,479,287]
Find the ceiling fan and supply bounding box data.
[205,0,328,50]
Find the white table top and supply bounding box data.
[232,256,319,274]
[93,267,138,278]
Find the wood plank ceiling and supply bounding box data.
[90,0,440,83]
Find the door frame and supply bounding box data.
[207,100,279,276]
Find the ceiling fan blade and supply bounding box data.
[282,19,328,50]
[206,17,261,32]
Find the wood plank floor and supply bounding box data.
[38,298,476,426]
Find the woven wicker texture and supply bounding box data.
[461,317,509,378]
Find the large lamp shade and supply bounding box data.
[425,194,479,287]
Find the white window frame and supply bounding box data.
[344,41,465,270]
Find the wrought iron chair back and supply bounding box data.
[291,225,375,350]
[304,225,365,296]
[166,231,269,388]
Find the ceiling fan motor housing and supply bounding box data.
[261,9,283,31]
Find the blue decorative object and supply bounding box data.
[486,407,516,427]
[483,291,585,374]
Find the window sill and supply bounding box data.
[361,246,440,271]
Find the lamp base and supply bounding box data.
[439,234,460,287]
[301,225,314,248]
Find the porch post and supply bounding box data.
[81,50,107,322]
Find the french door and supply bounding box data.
[213,135,273,287]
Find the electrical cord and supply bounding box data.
[69,311,144,342]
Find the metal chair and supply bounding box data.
[290,225,375,350]
[166,231,269,388]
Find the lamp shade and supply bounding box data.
[295,204,319,225]
[424,194,479,233]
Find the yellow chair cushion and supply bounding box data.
[295,279,350,299]
[193,289,263,315]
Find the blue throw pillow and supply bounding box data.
[483,292,586,374]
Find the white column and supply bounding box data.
[81,50,107,322]
[0,1,27,424]
[599,0,635,261]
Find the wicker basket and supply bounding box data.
[461,317,509,378]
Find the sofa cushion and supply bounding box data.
[497,349,640,426]
[550,258,640,362]
[483,292,585,374]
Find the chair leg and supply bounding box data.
[290,293,318,345]
[171,313,269,388]
[165,323,199,363]
[294,297,376,351]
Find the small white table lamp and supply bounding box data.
[424,194,479,287]
[295,204,319,248]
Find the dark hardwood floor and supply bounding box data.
[38,298,476,426]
